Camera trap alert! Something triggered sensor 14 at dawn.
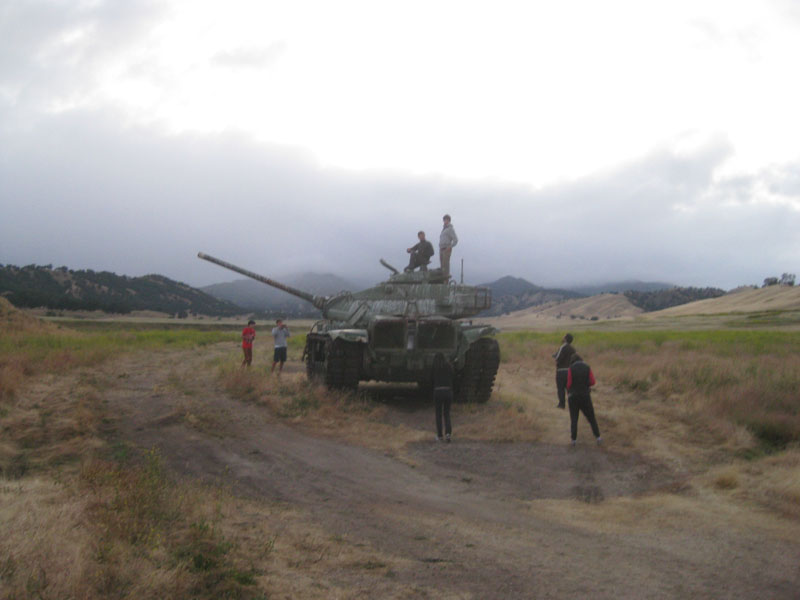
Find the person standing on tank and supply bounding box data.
[439,214,458,279]
[566,353,602,445]
[553,333,576,409]
[432,353,454,442]
[241,320,256,367]
[271,319,290,374]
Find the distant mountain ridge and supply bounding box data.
[567,280,675,295]
[477,277,724,317]
[479,275,585,316]
[0,263,730,319]
[0,264,242,316]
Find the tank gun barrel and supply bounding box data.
[197,252,326,310]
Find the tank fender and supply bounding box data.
[327,329,369,344]
[460,325,499,344]
[453,325,498,370]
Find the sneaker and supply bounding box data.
[596,436,603,445]
[435,435,443,442]
[556,403,565,409]
[570,439,577,447]
[445,434,451,443]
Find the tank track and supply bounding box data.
[304,334,361,391]
[456,337,500,403]
[324,338,361,390]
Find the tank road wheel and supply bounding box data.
[455,337,500,403]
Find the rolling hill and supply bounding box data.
[0,264,243,316]
[567,280,675,295]
[489,293,644,329]
[479,276,585,316]
[649,285,800,316]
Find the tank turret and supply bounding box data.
[198,252,499,402]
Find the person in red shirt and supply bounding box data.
[241,320,256,367]
[566,354,602,445]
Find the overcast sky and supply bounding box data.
[1,0,799,289]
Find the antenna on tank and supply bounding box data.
[460,259,464,284]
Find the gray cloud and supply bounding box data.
[1,110,798,291]
[0,0,163,114]
[212,42,287,69]
[765,164,800,196]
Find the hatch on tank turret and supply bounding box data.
[386,268,449,285]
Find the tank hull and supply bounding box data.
[302,316,499,402]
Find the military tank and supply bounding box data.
[198,252,500,402]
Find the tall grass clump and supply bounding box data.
[498,330,800,451]
[218,364,332,419]
[80,449,262,599]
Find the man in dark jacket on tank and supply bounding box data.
[405,231,435,272]
[566,353,602,445]
[553,333,576,409]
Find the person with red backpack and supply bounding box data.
[566,353,602,445]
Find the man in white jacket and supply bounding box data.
[271,319,290,374]
[439,214,458,279]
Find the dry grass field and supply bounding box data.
[491,293,643,329]
[2,295,799,598]
[652,284,800,316]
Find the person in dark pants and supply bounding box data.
[431,353,454,442]
[566,353,602,445]
[405,230,435,272]
[553,333,575,409]
[241,320,256,367]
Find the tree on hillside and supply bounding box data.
[763,277,779,287]
[779,273,796,286]
[624,287,726,312]
[0,263,244,315]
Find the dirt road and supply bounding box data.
[99,345,800,599]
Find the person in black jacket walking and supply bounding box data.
[432,353,454,442]
[566,353,602,445]
[553,333,576,409]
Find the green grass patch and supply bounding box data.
[275,387,320,418]
[0,326,236,400]
[724,310,800,328]
[498,329,800,358]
